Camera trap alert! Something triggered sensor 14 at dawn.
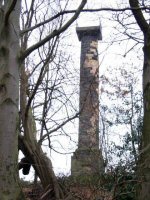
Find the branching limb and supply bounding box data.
[4,0,17,24]
[25,37,58,119]
[20,0,87,61]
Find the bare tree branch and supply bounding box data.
[20,0,87,61]
[83,6,150,12]
[20,5,150,35]
[25,37,58,119]
[39,112,80,144]
[4,0,17,24]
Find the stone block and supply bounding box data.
[71,148,104,177]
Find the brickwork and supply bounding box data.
[71,26,104,176]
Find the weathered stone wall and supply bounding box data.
[71,26,104,176]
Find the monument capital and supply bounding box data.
[76,26,102,41]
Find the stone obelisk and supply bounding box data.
[71,26,104,176]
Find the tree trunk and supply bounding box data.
[137,32,150,200]
[19,135,63,199]
[128,1,150,199]
[19,65,64,199]
[0,1,24,199]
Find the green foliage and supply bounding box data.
[103,168,137,200]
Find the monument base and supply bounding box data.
[71,148,104,177]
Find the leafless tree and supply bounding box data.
[0,1,86,199]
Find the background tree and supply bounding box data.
[128,1,150,199]
[100,65,143,169]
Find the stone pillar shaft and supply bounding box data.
[79,34,99,149]
[71,26,104,176]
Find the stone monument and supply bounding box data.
[71,26,104,176]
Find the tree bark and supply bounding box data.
[0,1,24,199]
[129,0,150,199]
[137,31,150,200]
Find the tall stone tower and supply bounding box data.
[71,26,104,176]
